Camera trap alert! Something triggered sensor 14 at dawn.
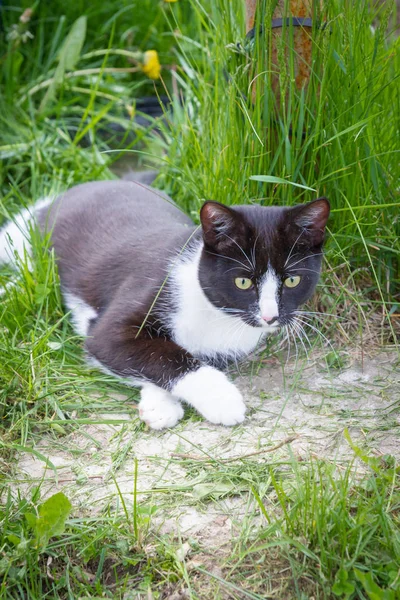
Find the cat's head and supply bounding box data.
[198,198,330,331]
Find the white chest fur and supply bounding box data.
[169,245,264,360]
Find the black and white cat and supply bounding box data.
[0,180,330,429]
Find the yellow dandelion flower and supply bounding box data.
[125,104,135,119]
[142,50,161,80]
[164,0,178,3]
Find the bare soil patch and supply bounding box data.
[11,347,399,556]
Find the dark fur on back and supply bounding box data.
[38,180,197,317]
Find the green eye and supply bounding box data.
[284,275,301,288]
[235,277,253,290]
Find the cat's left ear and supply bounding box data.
[200,201,249,252]
[288,198,330,246]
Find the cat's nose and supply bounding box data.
[262,315,278,324]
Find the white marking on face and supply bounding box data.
[259,270,279,326]
[169,245,265,359]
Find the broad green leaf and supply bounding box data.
[325,350,348,370]
[40,16,87,112]
[332,568,355,597]
[59,16,87,71]
[47,341,63,350]
[26,492,72,548]
[7,534,21,546]
[250,175,316,191]
[34,283,51,304]
[354,569,396,600]
[0,557,11,576]
[25,511,37,529]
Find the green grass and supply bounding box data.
[0,485,185,598]
[228,452,400,598]
[1,0,399,598]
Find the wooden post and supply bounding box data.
[245,0,320,107]
[245,0,258,31]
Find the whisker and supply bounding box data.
[294,316,335,351]
[220,233,254,271]
[284,324,292,365]
[229,320,248,373]
[223,266,245,274]
[284,230,306,268]
[250,232,261,272]
[287,268,321,274]
[288,321,299,366]
[286,252,324,270]
[294,310,348,322]
[205,249,252,273]
[291,318,309,358]
[293,318,313,349]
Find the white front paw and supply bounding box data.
[139,385,184,430]
[172,366,246,426]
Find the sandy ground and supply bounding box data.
[12,348,399,550]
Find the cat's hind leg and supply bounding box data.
[139,385,184,430]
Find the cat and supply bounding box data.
[0,180,330,429]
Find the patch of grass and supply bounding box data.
[2,449,399,599]
[0,485,189,599]
[224,452,400,599]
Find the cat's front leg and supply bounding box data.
[172,366,246,426]
[86,314,246,429]
[138,384,184,430]
[138,365,247,428]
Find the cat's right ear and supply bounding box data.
[288,198,330,247]
[200,201,248,252]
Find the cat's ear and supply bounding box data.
[288,198,330,246]
[200,201,249,251]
